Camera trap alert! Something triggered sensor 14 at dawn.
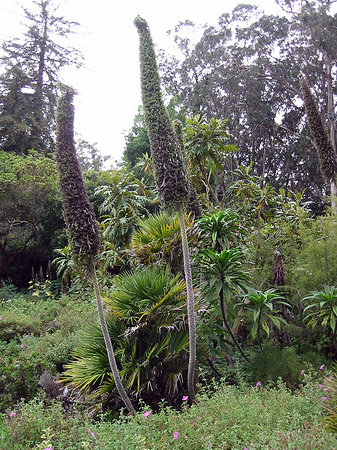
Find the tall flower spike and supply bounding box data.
[298,74,337,183]
[135,16,197,401]
[134,16,189,211]
[55,85,100,270]
[55,85,135,415]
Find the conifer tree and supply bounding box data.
[55,85,135,415]
[134,16,197,401]
[299,75,337,212]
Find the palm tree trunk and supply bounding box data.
[178,209,197,402]
[90,260,136,415]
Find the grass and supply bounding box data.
[1,376,336,449]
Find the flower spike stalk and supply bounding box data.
[55,85,135,415]
[134,16,197,401]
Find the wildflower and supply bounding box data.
[143,411,151,417]
[90,432,96,438]
[318,384,322,389]
[9,412,16,418]
[322,397,328,400]
[197,416,200,420]
[173,431,178,440]
[0,317,2,320]
[301,370,305,376]
[182,395,188,402]
[320,364,325,370]
[25,334,29,338]
[324,388,328,392]
[44,447,52,450]
[20,344,24,349]
[256,381,261,387]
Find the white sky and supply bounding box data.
[0,0,283,163]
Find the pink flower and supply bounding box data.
[322,397,328,400]
[301,370,305,376]
[324,388,328,392]
[20,344,24,349]
[320,364,325,370]
[90,432,96,438]
[173,431,178,440]
[256,381,261,387]
[0,317,2,320]
[25,334,29,338]
[143,411,151,417]
[317,384,322,389]
[182,395,188,402]
[9,412,16,418]
[44,447,52,450]
[197,416,200,420]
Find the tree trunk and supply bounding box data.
[178,209,197,402]
[90,261,136,415]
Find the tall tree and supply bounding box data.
[0,0,83,154]
[0,150,58,285]
[159,2,337,211]
[134,16,198,402]
[55,85,135,415]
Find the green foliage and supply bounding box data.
[62,265,197,407]
[246,344,304,389]
[131,210,194,271]
[324,362,337,433]
[198,248,250,300]
[0,294,95,412]
[302,285,337,339]
[2,378,337,449]
[289,215,337,295]
[96,169,153,250]
[55,86,100,270]
[236,289,290,350]
[196,208,245,250]
[0,150,60,285]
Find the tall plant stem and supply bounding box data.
[257,311,263,353]
[90,260,136,415]
[219,286,250,362]
[178,209,197,402]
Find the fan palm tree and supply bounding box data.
[62,265,203,407]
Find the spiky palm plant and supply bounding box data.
[134,16,197,401]
[62,265,197,408]
[55,85,135,415]
[299,75,337,212]
[131,210,195,272]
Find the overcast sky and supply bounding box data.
[0,0,284,163]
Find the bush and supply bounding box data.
[246,344,306,389]
[0,294,96,412]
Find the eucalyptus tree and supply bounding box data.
[55,85,135,415]
[160,2,337,211]
[0,0,83,153]
[134,16,197,401]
